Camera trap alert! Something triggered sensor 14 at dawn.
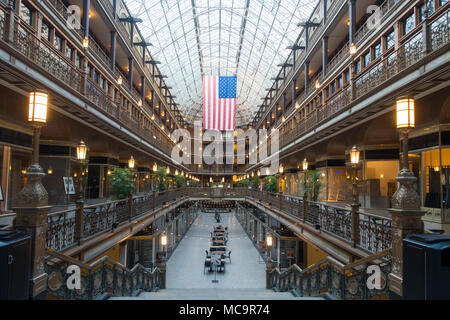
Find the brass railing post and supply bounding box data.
[128,194,133,221]
[303,193,307,222]
[351,204,360,247]
[152,190,156,208]
[279,194,282,210]
[4,1,15,43]
[75,200,84,244]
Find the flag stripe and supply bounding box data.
[203,76,236,131]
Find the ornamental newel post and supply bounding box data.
[266,234,273,289]
[13,91,50,299]
[350,145,360,248]
[160,232,167,289]
[389,97,424,297]
[75,139,88,244]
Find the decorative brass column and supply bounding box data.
[265,234,273,289]
[388,97,424,296]
[13,91,50,299]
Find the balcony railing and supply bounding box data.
[45,248,162,299]
[279,6,450,149]
[268,249,392,299]
[246,189,392,254]
[46,189,188,252]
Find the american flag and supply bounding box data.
[203,76,236,131]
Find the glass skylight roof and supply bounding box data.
[124,0,319,126]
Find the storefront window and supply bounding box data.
[362,161,399,209]
[421,149,441,210]
[441,148,450,222]
[7,151,30,209]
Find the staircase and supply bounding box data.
[109,288,325,300]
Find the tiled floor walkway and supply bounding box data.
[166,210,266,289]
[111,210,324,300]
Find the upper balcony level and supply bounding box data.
[0,0,184,160]
[247,0,449,169]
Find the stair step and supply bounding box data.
[109,288,325,300]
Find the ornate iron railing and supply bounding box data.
[245,189,392,254]
[45,249,162,300]
[269,249,392,300]
[10,20,84,92]
[47,209,77,251]
[278,6,450,149]
[46,189,188,251]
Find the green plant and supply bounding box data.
[188,179,199,187]
[250,176,260,189]
[153,166,169,192]
[264,174,279,193]
[109,168,136,200]
[239,179,250,187]
[302,170,323,202]
[175,175,187,189]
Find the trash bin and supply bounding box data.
[403,234,450,300]
[0,230,31,300]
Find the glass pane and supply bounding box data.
[124,0,319,125]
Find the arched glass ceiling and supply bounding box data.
[124,0,319,127]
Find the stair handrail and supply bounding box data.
[45,248,162,300]
[269,249,392,299]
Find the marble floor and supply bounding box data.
[166,210,266,289]
[110,210,325,300]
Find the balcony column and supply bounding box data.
[141,75,145,105]
[282,93,286,117]
[422,2,432,54]
[304,61,310,96]
[291,79,296,108]
[82,0,90,40]
[129,22,135,48]
[348,0,356,45]
[128,57,133,91]
[151,89,155,115]
[322,36,328,77]
[4,0,15,43]
[110,31,117,72]
[112,0,117,20]
[323,0,328,24]
[305,26,309,51]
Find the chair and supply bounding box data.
[204,259,211,274]
[226,251,231,264]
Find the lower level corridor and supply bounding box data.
[112,210,321,300]
[166,210,265,289]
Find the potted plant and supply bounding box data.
[175,174,187,189]
[302,170,323,202]
[264,174,279,193]
[154,166,169,192]
[109,168,136,200]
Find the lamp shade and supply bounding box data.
[396,97,415,129]
[76,139,88,162]
[153,163,158,172]
[166,167,170,174]
[128,156,135,169]
[28,91,48,124]
[175,169,179,176]
[349,43,357,55]
[161,234,167,246]
[82,37,89,49]
[303,158,308,171]
[266,235,273,247]
[257,170,261,177]
[350,145,360,165]
[117,76,123,85]
[279,164,284,174]
[315,80,321,89]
